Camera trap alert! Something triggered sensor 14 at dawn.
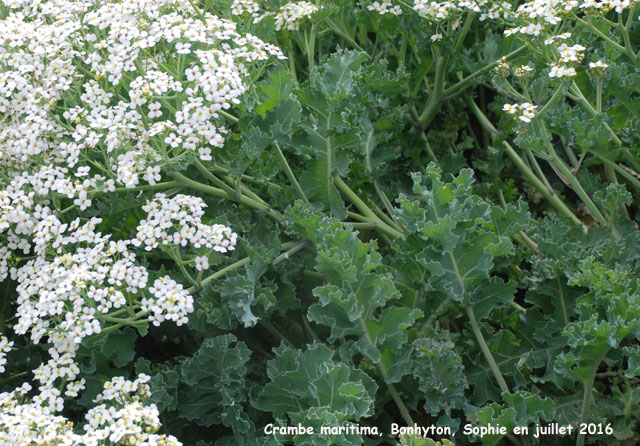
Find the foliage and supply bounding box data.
[0,0,639,445]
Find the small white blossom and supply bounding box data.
[503,102,538,122]
[274,1,321,30]
[195,255,209,271]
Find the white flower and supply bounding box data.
[549,64,577,78]
[175,42,191,54]
[73,190,92,210]
[589,60,609,69]
[503,102,537,122]
[143,166,162,185]
[368,0,403,15]
[164,133,183,148]
[75,166,91,177]
[195,255,209,271]
[274,1,321,30]
[148,102,162,118]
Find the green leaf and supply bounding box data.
[469,391,555,445]
[179,335,253,433]
[319,50,368,99]
[287,204,419,375]
[465,277,516,321]
[254,343,377,437]
[256,68,295,117]
[413,335,468,416]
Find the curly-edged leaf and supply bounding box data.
[396,164,518,306]
[286,204,419,375]
[466,327,530,404]
[287,407,363,446]
[469,391,554,445]
[256,67,295,117]
[413,336,468,416]
[253,343,377,423]
[297,121,353,220]
[179,335,253,432]
[149,368,180,412]
[465,277,516,321]
[319,50,368,99]
[217,241,281,327]
[79,327,138,372]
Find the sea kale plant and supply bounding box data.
[0,0,639,445]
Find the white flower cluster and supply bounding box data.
[479,1,513,20]
[589,60,609,70]
[544,32,572,45]
[0,165,115,261]
[0,1,249,443]
[557,43,586,63]
[548,64,577,78]
[135,193,237,253]
[503,102,538,122]
[231,0,261,17]
[545,37,584,78]
[368,0,403,15]
[505,0,637,38]
[0,5,80,172]
[274,1,321,30]
[515,64,535,77]
[12,217,166,347]
[0,376,181,446]
[145,276,194,326]
[504,22,544,36]
[580,0,636,12]
[414,0,487,20]
[514,0,577,26]
[1,0,286,192]
[0,336,12,373]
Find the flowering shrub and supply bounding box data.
[0,0,639,445]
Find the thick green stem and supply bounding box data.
[589,151,640,191]
[418,48,447,128]
[373,181,400,227]
[558,158,610,226]
[172,172,283,222]
[537,84,565,117]
[525,148,555,195]
[112,181,180,194]
[273,141,309,204]
[442,46,527,97]
[218,109,239,124]
[172,247,198,289]
[573,14,626,53]
[358,317,414,426]
[193,257,250,292]
[618,12,640,65]
[193,160,235,195]
[235,175,242,201]
[260,320,294,347]
[532,120,609,227]
[421,133,438,163]
[188,241,301,293]
[569,82,640,171]
[452,12,476,55]
[287,39,299,83]
[467,98,585,229]
[326,19,372,58]
[272,240,308,266]
[333,176,404,238]
[465,305,510,394]
[576,349,609,446]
